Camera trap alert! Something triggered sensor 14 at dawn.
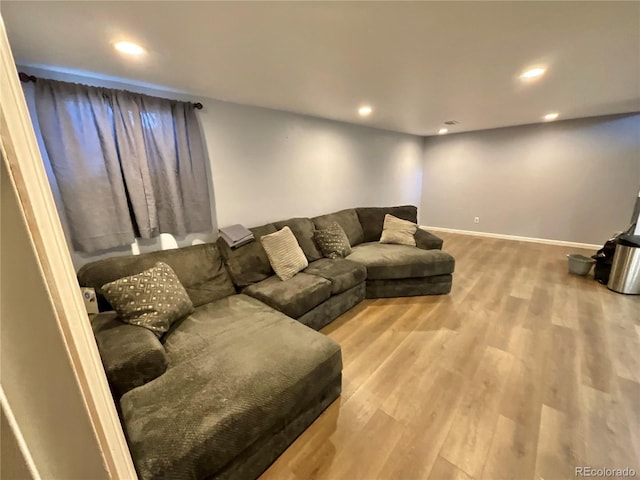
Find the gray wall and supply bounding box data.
[421,114,640,245]
[202,102,423,227]
[1,158,109,479]
[19,66,423,266]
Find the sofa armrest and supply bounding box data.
[91,312,168,398]
[415,228,444,250]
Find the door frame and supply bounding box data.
[0,16,137,479]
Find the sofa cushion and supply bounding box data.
[346,242,455,280]
[312,208,364,246]
[102,262,194,337]
[77,243,236,310]
[243,273,332,319]
[314,222,352,259]
[260,226,308,281]
[415,228,444,250]
[380,214,418,246]
[216,224,277,288]
[356,205,418,243]
[273,217,323,261]
[91,312,168,398]
[120,294,342,480]
[304,258,366,295]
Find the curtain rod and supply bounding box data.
[18,72,203,110]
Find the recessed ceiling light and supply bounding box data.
[358,106,373,116]
[114,41,145,56]
[543,112,559,121]
[438,128,448,135]
[520,67,546,80]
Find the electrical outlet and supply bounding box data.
[474,217,480,224]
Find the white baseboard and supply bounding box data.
[421,226,601,250]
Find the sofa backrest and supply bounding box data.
[215,205,419,289]
[216,224,277,288]
[273,217,323,261]
[312,208,365,246]
[356,205,418,243]
[77,243,235,311]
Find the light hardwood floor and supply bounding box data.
[260,232,640,480]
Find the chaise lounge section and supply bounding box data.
[78,244,342,480]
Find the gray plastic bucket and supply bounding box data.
[567,254,595,276]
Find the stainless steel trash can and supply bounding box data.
[608,235,640,294]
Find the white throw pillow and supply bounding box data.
[379,214,418,246]
[260,226,309,281]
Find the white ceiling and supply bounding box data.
[2,1,639,136]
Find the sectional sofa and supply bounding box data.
[217,205,454,330]
[77,205,454,480]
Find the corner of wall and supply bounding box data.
[417,134,431,224]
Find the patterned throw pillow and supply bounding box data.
[379,214,418,246]
[260,226,309,281]
[314,222,352,259]
[101,262,194,337]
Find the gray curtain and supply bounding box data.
[33,78,212,253]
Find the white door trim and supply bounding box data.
[0,16,137,479]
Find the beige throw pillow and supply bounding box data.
[261,226,309,281]
[379,214,418,246]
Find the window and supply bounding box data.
[24,77,212,253]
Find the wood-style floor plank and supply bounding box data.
[579,384,640,472]
[481,414,537,480]
[260,232,640,480]
[429,456,473,480]
[535,405,584,480]
[377,366,465,480]
[439,346,514,478]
